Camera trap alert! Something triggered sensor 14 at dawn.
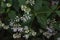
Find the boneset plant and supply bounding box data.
[0,0,60,40]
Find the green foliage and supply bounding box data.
[0,0,60,40]
[56,11,60,17]
[8,10,16,19]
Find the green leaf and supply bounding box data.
[1,2,6,8]
[18,0,26,7]
[8,10,16,19]
[53,22,60,30]
[46,11,51,18]
[7,0,12,4]
[56,11,60,17]
[0,8,5,14]
[34,0,42,12]
[51,5,57,10]
[34,0,50,12]
[36,13,47,28]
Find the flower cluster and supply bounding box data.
[12,25,37,39]
[0,20,9,29]
[21,5,31,14]
[42,19,57,39]
[21,5,32,22]
[8,15,35,39]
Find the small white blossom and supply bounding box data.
[25,30,30,33]
[0,21,5,27]
[13,33,21,39]
[31,31,36,36]
[15,16,20,22]
[6,3,12,7]
[9,21,14,26]
[24,26,29,30]
[43,32,52,39]
[26,0,35,6]
[22,14,31,22]
[11,23,23,32]
[21,5,27,11]
[0,23,5,28]
[20,17,27,22]
[3,25,9,30]
[1,23,5,27]
[57,37,60,40]
[46,27,53,33]
[23,34,29,39]
[24,8,31,14]
[39,29,43,33]
[11,27,17,32]
[18,27,23,32]
[23,14,31,20]
[21,5,31,13]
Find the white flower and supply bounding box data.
[0,21,5,27]
[23,14,31,20]
[46,27,53,33]
[11,24,23,32]
[43,32,52,39]
[39,29,43,33]
[23,34,29,39]
[9,21,14,26]
[1,23,5,27]
[11,27,17,32]
[20,13,32,23]
[21,5,31,13]
[3,25,9,30]
[26,0,35,6]
[18,27,23,32]
[13,33,21,39]
[21,5,27,11]
[28,16,31,19]
[18,24,21,27]
[57,37,60,40]
[15,16,20,22]
[25,30,30,33]
[31,31,36,36]
[6,3,12,7]
[24,8,31,14]
[24,26,29,30]
[20,17,27,22]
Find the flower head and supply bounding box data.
[13,33,21,39]
[26,0,35,6]
[6,3,12,7]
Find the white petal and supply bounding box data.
[11,28,17,32]
[23,34,29,39]
[18,27,23,32]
